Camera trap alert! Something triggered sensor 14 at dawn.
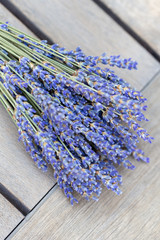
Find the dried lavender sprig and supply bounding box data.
[0,27,148,119]
[30,61,152,144]
[16,94,122,197]
[0,21,146,120]
[0,55,150,166]
[0,63,122,202]
[0,54,150,169]
[0,23,137,74]
[0,22,152,205]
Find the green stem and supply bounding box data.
[0,81,16,107]
[0,23,110,80]
[0,30,102,97]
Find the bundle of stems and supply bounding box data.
[0,22,152,204]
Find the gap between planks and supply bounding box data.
[101,0,160,58]
[141,69,160,92]
[92,0,160,62]
[0,195,24,240]
[0,0,53,43]
[2,0,160,62]
[5,184,57,240]
[0,183,29,216]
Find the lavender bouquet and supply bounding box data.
[0,22,153,205]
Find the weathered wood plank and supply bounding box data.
[0,4,55,210]
[0,4,34,34]
[0,194,23,240]
[8,0,160,89]
[102,0,160,55]
[11,73,160,240]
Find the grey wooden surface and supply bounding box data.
[0,195,23,240]
[0,0,160,239]
[11,73,160,240]
[102,0,160,54]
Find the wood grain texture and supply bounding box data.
[0,4,34,35]
[102,0,160,54]
[11,73,160,240]
[8,0,160,90]
[0,4,55,210]
[0,194,23,240]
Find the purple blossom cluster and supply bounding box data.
[0,23,152,204]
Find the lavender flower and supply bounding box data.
[0,22,153,205]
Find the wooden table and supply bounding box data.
[0,1,160,239]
